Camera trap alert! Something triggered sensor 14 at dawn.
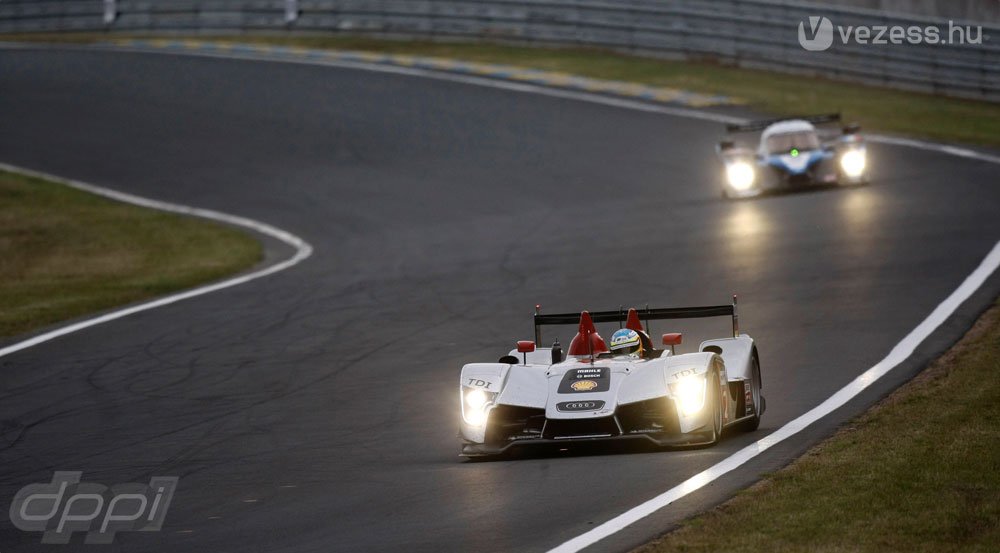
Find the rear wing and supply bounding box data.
[725,113,840,133]
[533,296,740,344]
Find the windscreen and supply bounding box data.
[766,131,820,154]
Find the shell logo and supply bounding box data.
[570,380,599,392]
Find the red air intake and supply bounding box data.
[566,311,609,356]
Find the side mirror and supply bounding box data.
[517,340,535,365]
[662,333,683,346]
[843,123,861,135]
[662,333,682,355]
[718,140,735,151]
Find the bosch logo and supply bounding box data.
[556,400,606,412]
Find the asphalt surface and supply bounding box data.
[1,47,999,553]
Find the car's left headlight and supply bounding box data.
[670,374,707,416]
[462,387,497,427]
[840,149,866,178]
[726,161,756,191]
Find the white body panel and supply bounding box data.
[699,334,755,381]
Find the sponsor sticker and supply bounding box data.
[558,367,610,393]
[673,368,697,380]
[466,378,492,389]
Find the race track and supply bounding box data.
[1,47,999,552]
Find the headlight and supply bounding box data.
[726,161,756,191]
[671,374,707,416]
[465,389,488,410]
[462,387,496,427]
[840,149,866,177]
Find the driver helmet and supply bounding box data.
[609,329,642,356]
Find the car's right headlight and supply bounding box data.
[840,148,866,178]
[670,374,707,416]
[726,161,756,191]
[461,387,497,427]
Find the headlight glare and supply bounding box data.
[462,387,496,427]
[726,161,756,191]
[465,407,487,427]
[672,374,707,416]
[840,149,866,177]
[465,389,488,409]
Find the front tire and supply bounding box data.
[737,351,763,432]
[706,370,723,445]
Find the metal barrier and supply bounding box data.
[2,0,997,101]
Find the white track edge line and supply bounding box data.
[6,43,1000,551]
[550,239,1000,552]
[867,135,1000,165]
[0,162,314,360]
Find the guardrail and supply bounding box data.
[2,0,997,101]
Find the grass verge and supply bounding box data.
[0,169,262,338]
[4,33,1000,148]
[635,301,1000,553]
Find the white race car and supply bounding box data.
[459,298,764,457]
[717,113,868,198]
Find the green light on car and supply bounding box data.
[790,148,799,157]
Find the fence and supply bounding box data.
[1,0,997,101]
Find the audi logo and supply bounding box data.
[556,400,606,412]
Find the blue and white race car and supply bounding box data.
[717,114,868,198]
